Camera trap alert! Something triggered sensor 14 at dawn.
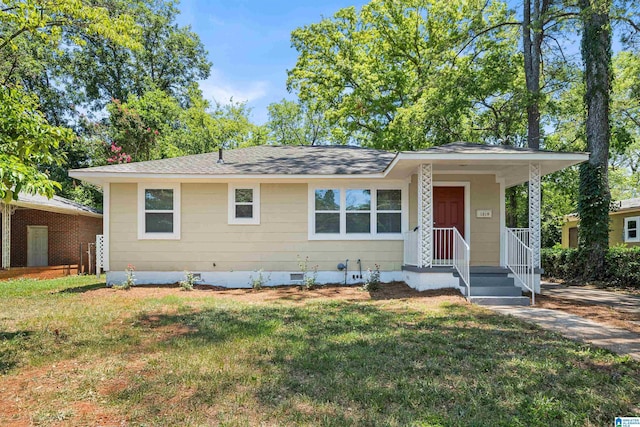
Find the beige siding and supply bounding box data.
[409,173,502,266]
[109,182,403,272]
[562,211,640,248]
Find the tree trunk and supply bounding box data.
[522,0,549,150]
[577,0,612,280]
[507,187,518,228]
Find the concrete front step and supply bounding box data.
[469,277,515,287]
[468,286,523,297]
[469,296,531,306]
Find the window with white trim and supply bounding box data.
[376,189,402,233]
[315,189,340,233]
[624,216,640,242]
[311,186,404,239]
[228,184,260,224]
[138,183,180,240]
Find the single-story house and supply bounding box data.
[0,193,103,270]
[70,143,587,304]
[561,197,640,248]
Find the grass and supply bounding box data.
[1,276,639,426]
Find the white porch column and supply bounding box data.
[1,202,15,269]
[529,162,541,269]
[418,163,433,268]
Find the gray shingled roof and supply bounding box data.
[74,145,396,175]
[13,193,101,216]
[409,142,555,154]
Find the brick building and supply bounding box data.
[1,194,102,270]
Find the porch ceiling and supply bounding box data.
[386,154,588,187]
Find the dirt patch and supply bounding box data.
[535,294,640,334]
[0,360,126,427]
[0,266,79,282]
[82,281,467,306]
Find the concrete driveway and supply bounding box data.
[542,282,640,314]
[489,283,640,361]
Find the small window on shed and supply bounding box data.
[624,217,640,243]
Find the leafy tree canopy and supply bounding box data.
[287,0,522,150]
[0,86,73,202]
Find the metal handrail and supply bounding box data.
[505,228,535,305]
[452,227,471,299]
[403,229,419,266]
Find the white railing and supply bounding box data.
[505,228,535,305]
[509,228,530,247]
[403,229,419,266]
[96,234,104,278]
[452,227,471,298]
[433,227,454,266]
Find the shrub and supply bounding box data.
[541,246,640,288]
[113,264,136,290]
[362,264,381,291]
[297,256,318,290]
[179,271,198,291]
[249,269,270,290]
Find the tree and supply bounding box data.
[287,0,522,150]
[609,51,640,198]
[67,0,211,109]
[266,99,335,145]
[0,0,139,122]
[0,86,73,202]
[94,86,264,163]
[577,0,613,279]
[0,0,138,201]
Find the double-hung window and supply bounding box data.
[624,216,640,243]
[314,189,340,233]
[311,185,405,239]
[346,190,371,233]
[376,189,402,233]
[228,184,260,225]
[138,183,180,239]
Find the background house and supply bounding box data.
[0,194,102,272]
[561,197,640,248]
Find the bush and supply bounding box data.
[179,271,198,291]
[362,264,381,292]
[249,269,270,290]
[541,246,640,288]
[113,264,136,290]
[297,256,318,290]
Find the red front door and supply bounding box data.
[433,187,465,261]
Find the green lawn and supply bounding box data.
[1,276,638,426]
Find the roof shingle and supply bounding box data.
[74,145,396,175]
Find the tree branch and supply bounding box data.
[0,26,28,51]
[455,21,521,59]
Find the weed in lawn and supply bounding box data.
[31,409,74,425]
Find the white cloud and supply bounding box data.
[199,73,269,105]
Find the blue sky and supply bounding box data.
[177,0,368,124]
